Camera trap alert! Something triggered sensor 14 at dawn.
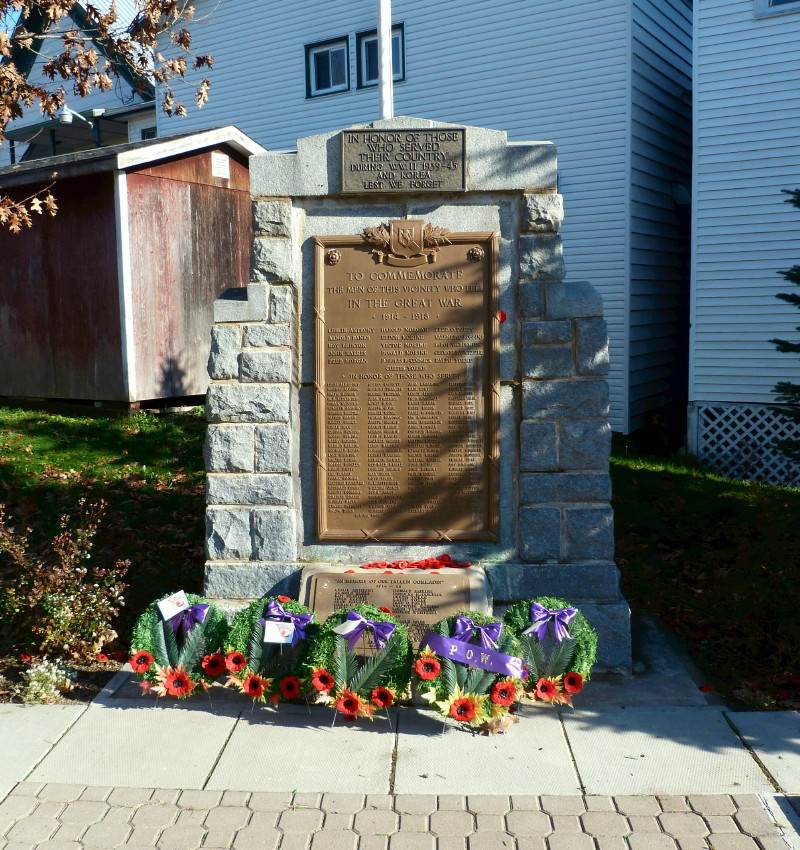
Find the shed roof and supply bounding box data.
[0,126,266,189]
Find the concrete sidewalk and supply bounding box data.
[2,620,799,849]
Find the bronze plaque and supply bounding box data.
[303,568,479,649]
[341,128,466,193]
[314,220,500,541]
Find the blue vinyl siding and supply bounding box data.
[160,0,633,431]
[691,0,800,403]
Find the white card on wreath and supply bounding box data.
[157,590,189,622]
[263,622,295,644]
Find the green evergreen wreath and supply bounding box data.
[225,595,318,702]
[305,603,412,699]
[503,597,597,703]
[129,593,229,692]
[413,611,524,731]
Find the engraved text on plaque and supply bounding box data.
[314,220,499,541]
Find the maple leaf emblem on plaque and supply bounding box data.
[362,219,452,267]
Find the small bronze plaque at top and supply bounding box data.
[314,219,500,542]
[341,128,466,193]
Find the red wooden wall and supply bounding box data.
[126,147,252,401]
[0,172,125,400]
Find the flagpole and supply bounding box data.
[377,0,394,119]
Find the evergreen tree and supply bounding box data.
[769,189,800,463]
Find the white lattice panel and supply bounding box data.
[696,404,800,487]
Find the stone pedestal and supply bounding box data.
[203,116,632,672]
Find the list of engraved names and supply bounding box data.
[317,235,495,539]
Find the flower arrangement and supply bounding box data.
[503,597,598,706]
[223,595,317,705]
[412,611,525,734]
[358,554,471,571]
[128,592,229,698]
[305,604,412,721]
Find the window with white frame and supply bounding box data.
[305,37,349,97]
[754,0,800,17]
[357,25,405,88]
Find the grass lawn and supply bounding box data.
[0,405,798,708]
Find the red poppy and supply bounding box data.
[371,686,394,708]
[535,677,558,702]
[449,697,477,723]
[19,652,31,663]
[165,668,193,697]
[279,675,302,700]
[415,656,442,681]
[490,680,517,707]
[201,653,226,678]
[698,683,714,693]
[276,595,291,603]
[243,673,267,699]
[225,650,247,673]
[498,309,507,324]
[563,672,584,695]
[311,668,335,691]
[95,652,109,663]
[439,554,453,565]
[335,689,362,717]
[396,560,410,569]
[344,570,355,574]
[383,570,392,574]
[378,606,394,614]
[130,650,154,674]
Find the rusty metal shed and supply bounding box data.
[0,126,264,405]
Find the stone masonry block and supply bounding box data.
[270,286,294,323]
[519,233,564,281]
[252,237,294,284]
[244,323,291,348]
[207,384,290,423]
[522,193,564,233]
[519,421,557,471]
[253,199,291,237]
[564,507,615,561]
[546,281,603,320]
[255,424,291,472]
[578,602,631,670]
[208,325,241,380]
[205,425,254,473]
[522,346,574,379]
[486,562,621,603]
[204,561,300,598]
[521,320,571,346]
[520,473,611,504]
[576,319,610,376]
[240,350,292,383]
[205,508,252,560]
[519,282,543,318]
[252,508,296,561]
[207,474,292,506]
[559,420,612,470]
[519,507,561,562]
[213,284,269,323]
[522,379,609,420]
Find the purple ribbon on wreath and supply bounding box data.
[452,615,502,649]
[333,610,396,652]
[259,600,313,645]
[523,602,578,643]
[168,603,209,640]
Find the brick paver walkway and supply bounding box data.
[0,783,792,850]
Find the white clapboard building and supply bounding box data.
[0,1,155,167]
[157,0,693,436]
[690,0,800,484]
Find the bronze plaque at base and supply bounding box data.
[314,220,500,542]
[341,128,466,193]
[300,565,490,649]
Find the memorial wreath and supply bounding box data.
[503,597,598,706]
[413,611,526,734]
[305,603,412,720]
[224,595,317,704]
[129,592,229,698]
